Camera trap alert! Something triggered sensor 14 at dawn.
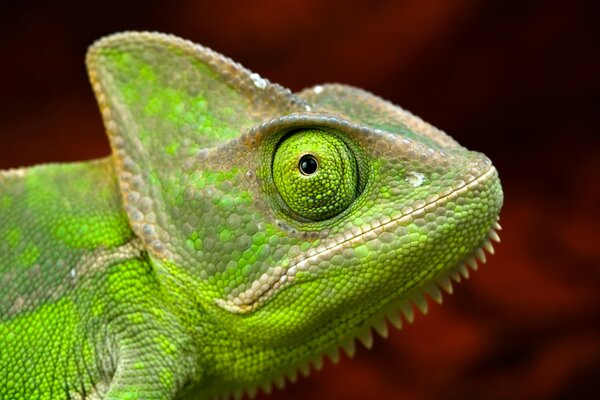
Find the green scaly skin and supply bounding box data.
[0,32,503,399]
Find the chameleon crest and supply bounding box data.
[0,32,503,399]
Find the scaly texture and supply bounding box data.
[0,32,503,400]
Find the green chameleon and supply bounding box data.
[0,32,503,399]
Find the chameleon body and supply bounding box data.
[0,32,503,399]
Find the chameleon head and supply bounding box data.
[209,110,502,336]
[87,32,503,387]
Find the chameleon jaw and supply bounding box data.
[215,166,499,314]
[215,219,502,400]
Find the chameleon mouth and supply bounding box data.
[345,217,502,351]
[219,220,502,400]
[216,166,499,314]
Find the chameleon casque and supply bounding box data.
[0,32,503,399]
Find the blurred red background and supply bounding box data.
[1,1,598,399]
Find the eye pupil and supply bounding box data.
[299,155,318,175]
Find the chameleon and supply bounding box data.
[0,31,503,400]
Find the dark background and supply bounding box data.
[1,0,598,399]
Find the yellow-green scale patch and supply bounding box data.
[0,298,96,399]
[0,159,133,319]
[109,49,253,148]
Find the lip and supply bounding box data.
[217,166,499,314]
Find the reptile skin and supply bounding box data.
[0,32,503,399]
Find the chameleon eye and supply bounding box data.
[273,130,358,221]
